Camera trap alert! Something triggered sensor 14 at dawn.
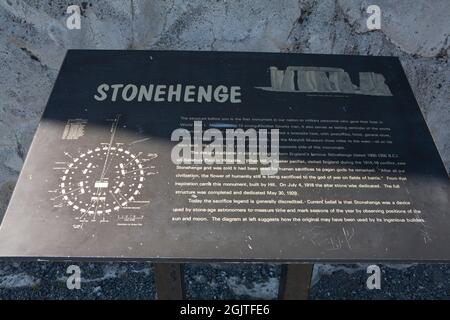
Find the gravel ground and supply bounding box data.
[1,262,450,299]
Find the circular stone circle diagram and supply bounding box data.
[59,145,146,218]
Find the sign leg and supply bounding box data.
[278,264,313,300]
[154,263,185,300]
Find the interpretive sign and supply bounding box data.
[0,50,448,262]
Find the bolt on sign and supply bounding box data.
[0,50,448,262]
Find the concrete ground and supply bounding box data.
[0,0,449,299]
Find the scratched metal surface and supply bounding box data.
[0,50,448,262]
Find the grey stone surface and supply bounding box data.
[0,0,449,299]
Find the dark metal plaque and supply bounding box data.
[0,50,448,262]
